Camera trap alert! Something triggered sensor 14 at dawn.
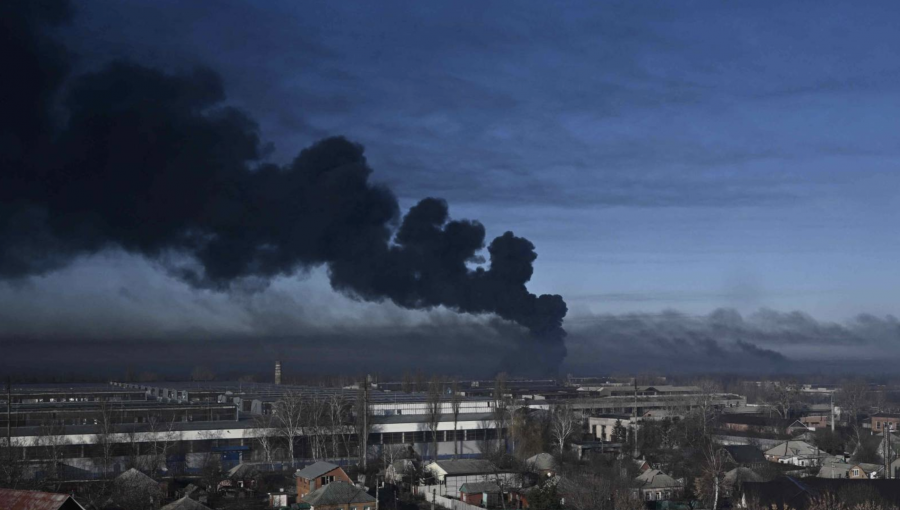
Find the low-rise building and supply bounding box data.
[160,496,213,510]
[871,413,900,434]
[0,489,86,510]
[296,461,352,499]
[424,459,518,496]
[525,453,557,478]
[588,414,632,442]
[635,469,683,502]
[301,481,375,510]
[764,441,829,467]
[722,445,767,470]
[799,414,830,429]
[459,481,502,506]
[817,461,883,479]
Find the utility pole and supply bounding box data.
[361,375,369,471]
[886,423,893,480]
[830,391,835,433]
[6,377,10,452]
[632,377,638,459]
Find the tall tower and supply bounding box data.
[275,360,282,385]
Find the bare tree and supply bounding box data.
[306,396,326,460]
[252,413,277,462]
[765,380,800,420]
[274,390,305,463]
[550,403,577,453]
[837,379,870,427]
[692,379,722,438]
[401,372,413,393]
[145,415,180,477]
[451,380,462,458]
[34,418,69,487]
[354,385,372,469]
[426,378,444,461]
[326,393,350,461]
[493,373,511,454]
[694,442,727,510]
[94,400,119,479]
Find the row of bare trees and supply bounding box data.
[259,389,359,465]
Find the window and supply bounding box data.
[853,469,860,477]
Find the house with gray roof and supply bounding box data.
[301,481,375,510]
[635,469,684,502]
[296,461,352,499]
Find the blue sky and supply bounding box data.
[59,0,900,319]
[3,0,900,374]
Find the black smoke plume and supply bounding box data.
[1,1,567,373]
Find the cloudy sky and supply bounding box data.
[3,0,900,376]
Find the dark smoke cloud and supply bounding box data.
[1,0,567,373]
[565,308,900,375]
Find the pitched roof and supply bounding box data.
[525,453,556,471]
[226,463,260,479]
[428,459,498,475]
[741,478,900,510]
[636,469,682,489]
[115,468,159,489]
[295,461,341,480]
[460,482,502,494]
[0,489,85,510]
[723,445,767,464]
[724,467,764,486]
[302,481,375,506]
[816,461,883,478]
[161,496,213,510]
[764,441,826,458]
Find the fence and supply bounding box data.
[422,488,489,510]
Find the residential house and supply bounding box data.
[786,420,811,435]
[723,467,763,499]
[0,489,86,510]
[764,441,829,467]
[459,481,502,507]
[799,414,830,430]
[871,413,900,434]
[588,414,633,442]
[301,481,375,510]
[160,496,213,510]
[816,461,883,479]
[738,478,900,509]
[296,462,352,499]
[635,469,684,502]
[219,463,261,495]
[424,459,518,496]
[722,445,768,470]
[525,453,557,478]
[111,468,163,509]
